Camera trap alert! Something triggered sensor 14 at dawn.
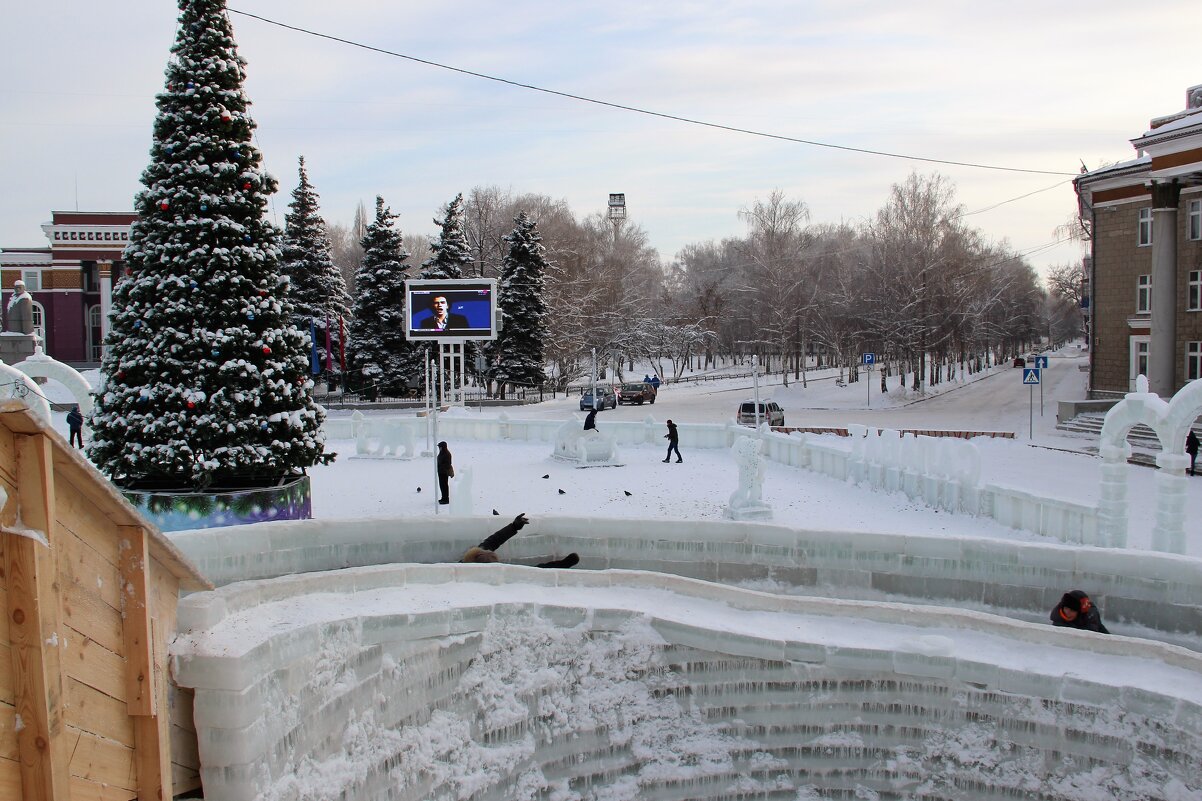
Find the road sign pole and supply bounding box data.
[1029,384,1033,440]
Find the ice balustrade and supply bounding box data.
[323,413,1110,549]
[172,565,1202,801]
[170,515,1202,651]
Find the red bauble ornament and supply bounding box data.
[243,182,252,190]
[160,201,169,210]
[258,289,268,297]
[262,346,272,355]
[187,401,196,409]
[221,111,232,122]
[117,371,126,380]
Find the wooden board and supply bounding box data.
[5,433,70,801]
[65,725,136,792]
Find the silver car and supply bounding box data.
[737,400,784,427]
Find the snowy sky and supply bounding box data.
[2,1,1199,274]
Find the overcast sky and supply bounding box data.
[2,1,1198,276]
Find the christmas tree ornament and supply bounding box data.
[262,345,272,354]
[160,200,170,210]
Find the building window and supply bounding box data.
[31,301,45,344]
[22,271,41,291]
[1189,200,1201,241]
[1188,342,1202,382]
[1138,207,1153,246]
[1137,274,1151,313]
[1190,270,1202,312]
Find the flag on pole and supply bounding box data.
[338,315,346,372]
[324,315,333,371]
[309,318,320,375]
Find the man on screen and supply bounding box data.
[419,295,470,331]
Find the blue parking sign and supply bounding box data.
[1022,368,1040,385]
[862,353,875,365]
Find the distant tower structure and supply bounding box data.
[607,193,626,243]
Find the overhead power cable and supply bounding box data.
[227,8,1076,178]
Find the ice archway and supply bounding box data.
[0,360,51,423]
[1098,375,1202,553]
[13,350,94,415]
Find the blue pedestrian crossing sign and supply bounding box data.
[1022,368,1041,385]
[1033,356,1049,369]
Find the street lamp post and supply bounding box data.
[752,354,761,428]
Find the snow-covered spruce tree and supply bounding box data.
[88,0,329,490]
[281,156,352,385]
[494,212,548,391]
[419,193,472,280]
[348,197,415,399]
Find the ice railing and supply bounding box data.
[325,413,1117,551]
[171,515,1202,651]
[172,564,1202,801]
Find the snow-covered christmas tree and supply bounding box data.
[88,0,329,490]
[281,156,352,387]
[419,193,472,280]
[348,197,416,399]
[494,212,549,391]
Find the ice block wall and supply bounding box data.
[173,565,1202,801]
[171,515,1202,650]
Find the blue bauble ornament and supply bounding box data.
[134,320,143,329]
[212,349,220,357]
[260,422,270,431]
[190,280,198,289]
[200,204,208,212]
[247,312,255,320]
[243,235,252,242]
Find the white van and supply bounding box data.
[737,400,784,427]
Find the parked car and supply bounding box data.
[737,400,785,427]
[579,385,617,411]
[1013,357,1026,368]
[617,382,657,405]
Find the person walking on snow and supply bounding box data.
[66,404,84,449]
[663,419,682,463]
[1187,430,1199,476]
[461,513,580,568]
[1050,590,1109,634]
[436,441,454,505]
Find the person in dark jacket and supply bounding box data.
[436,441,453,504]
[1187,430,1199,476]
[662,419,682,463]
[66,404,84,449]
[461,513,580,568]
[583,408,598,431]
[1050,590,1109,634]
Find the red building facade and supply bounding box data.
[0,211,135,364]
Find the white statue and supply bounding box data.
[5,280,34,335]
[725,435,772,520]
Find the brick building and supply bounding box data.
[0,211,135,364]
[1074,85,1202,398]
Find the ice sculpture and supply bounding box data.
[724,434,772,520]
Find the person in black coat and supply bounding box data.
[66,404,84,449]
[583,408,598,431]
[662,419,681,463]
[1187,430,1200,476]
[436,441,453,504]
[461,513,579,568]
[1050,590,1109,634]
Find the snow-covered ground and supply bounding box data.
[47,344,1201,553]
